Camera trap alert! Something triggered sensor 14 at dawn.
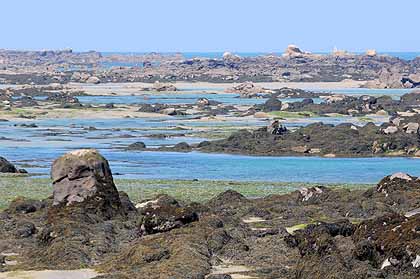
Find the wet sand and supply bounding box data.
[68,80,367,96]
[0,269,99,279]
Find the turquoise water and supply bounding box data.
[2,147,420,183]
[102,52,420,61]
[3,87,419,184]
[315,88,413,98]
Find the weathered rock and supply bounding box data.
[366,49,377,57]
[382,125,398,134]
[403,122,419,134]
[86,76,101,84]
[283,44,309,57]
[50,149,123,219]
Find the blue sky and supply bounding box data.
[1,0,419,52]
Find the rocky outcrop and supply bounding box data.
[46,92,82,108]
[225,82,273,98]
[258,97,282,112]
[50,149,123,218]
[197,120,420,157]
[1,168,420,278]
[283,44,310,57]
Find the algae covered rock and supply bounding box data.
[138,194,199,235]
[51,149,123,218]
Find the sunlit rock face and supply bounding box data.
[51,149,123,219]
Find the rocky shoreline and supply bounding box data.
[1,46,419,88]
[0,150,419,278]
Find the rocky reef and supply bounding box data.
[1,47,420,87]
[196,118,420,157]
[0,150,419,278]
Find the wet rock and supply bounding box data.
[196,98,210,106]
[46,92,82,108]
[15,123,38,128]
[138,195,199,235]
[50,149,123,219]
[118,191,137,214]
[353,213,420,273]
[161,107,186,116]
[375,172,418,195]
[105,103,115,109]
[259,97,282,112]
[0,156,19,173]
[298,186,328,203]
[15,221,36,238]
[126,141,146,150]
[207,190,248,209]
[196,98,221,106]
[173,142,191,151]
[138,103,167,113]
[7,197,44,214]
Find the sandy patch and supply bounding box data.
[242,217,266,223]
[68,80,366,96]
[0,269,99,279]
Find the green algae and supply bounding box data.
[0,176,373,210]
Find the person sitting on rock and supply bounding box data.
[268,120,287,135]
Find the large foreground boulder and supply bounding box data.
[51,149,123,219]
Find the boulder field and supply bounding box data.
[0,149,419,278]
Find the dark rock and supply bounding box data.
[173,142,191,151]
[15,221,36,238]
[260,97,282,112]
[138,195,199,235]
[126,141,146,150]
[0,156,18,173]
[7,197,43,214]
